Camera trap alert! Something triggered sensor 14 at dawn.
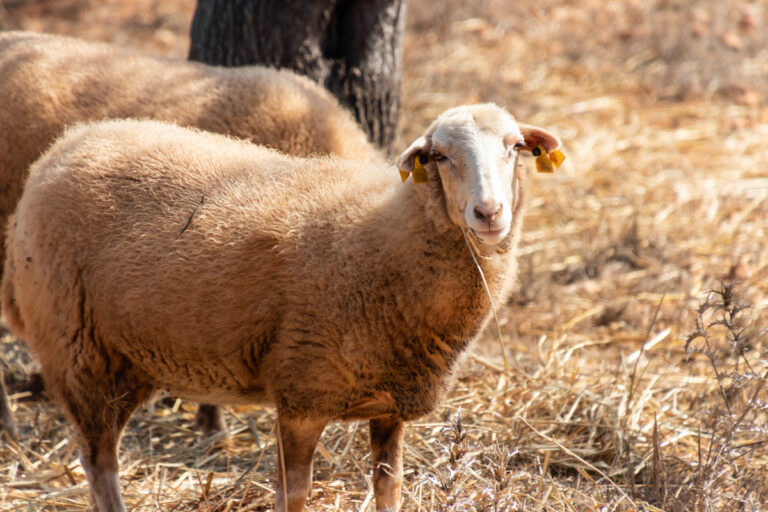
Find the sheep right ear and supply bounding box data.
[396,136,431,183]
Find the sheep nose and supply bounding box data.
[473,203,502,223]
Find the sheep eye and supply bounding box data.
[434,153,448,163]
[513,141,524,150]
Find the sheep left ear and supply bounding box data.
[396,136,431,183]
[517,124,565,173]
[517,124,561,153]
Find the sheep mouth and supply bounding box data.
[470,226,509,244]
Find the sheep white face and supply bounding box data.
[397,104,562,246]
[430,116,519,245]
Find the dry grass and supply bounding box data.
[1,0,767,510]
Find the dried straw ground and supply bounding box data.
[1,0,767,510]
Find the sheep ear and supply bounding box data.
[516,124,565,173]
[517,124,561,153]
[395,136,431,183]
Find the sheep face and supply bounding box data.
[397,104,561,246]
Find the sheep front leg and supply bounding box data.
[79,439,126,512]
[370,416,404,511]
[275,416,326,512]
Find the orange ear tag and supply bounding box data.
[412,156,429,183]
[534,145,554,173]
[399,170,410,182]
[549,149,566,168]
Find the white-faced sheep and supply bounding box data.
[0,30,379,440]
[1,104,562,511]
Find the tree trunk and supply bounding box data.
[188,0,405,152]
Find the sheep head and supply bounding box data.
[396,103,561,246]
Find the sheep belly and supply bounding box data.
[114,333,273,406]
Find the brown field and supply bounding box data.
[1,0,767,510]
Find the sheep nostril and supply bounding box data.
[492,203,502,220]
[473,203,502,223]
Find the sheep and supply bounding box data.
[0,30,380,440]
[1,103,562,511]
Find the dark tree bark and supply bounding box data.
[188,0,405,152]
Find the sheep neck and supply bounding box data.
[360,180,520,418]
[397,180,518,336]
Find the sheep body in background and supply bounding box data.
[2,104,561,511]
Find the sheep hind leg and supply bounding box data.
[195,403,227,436]
[274,416,326,512]
[370,416,404,512]
[0,235,18,442]
[48,360,153,512]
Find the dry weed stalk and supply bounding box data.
[680,282,767,511]
[428,410,472,511]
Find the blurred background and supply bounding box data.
[1,1,766,510]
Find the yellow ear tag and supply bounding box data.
[412,156,428,184]
[534,145,554,173]
[549,149,566,168]
[399,170,410,183]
